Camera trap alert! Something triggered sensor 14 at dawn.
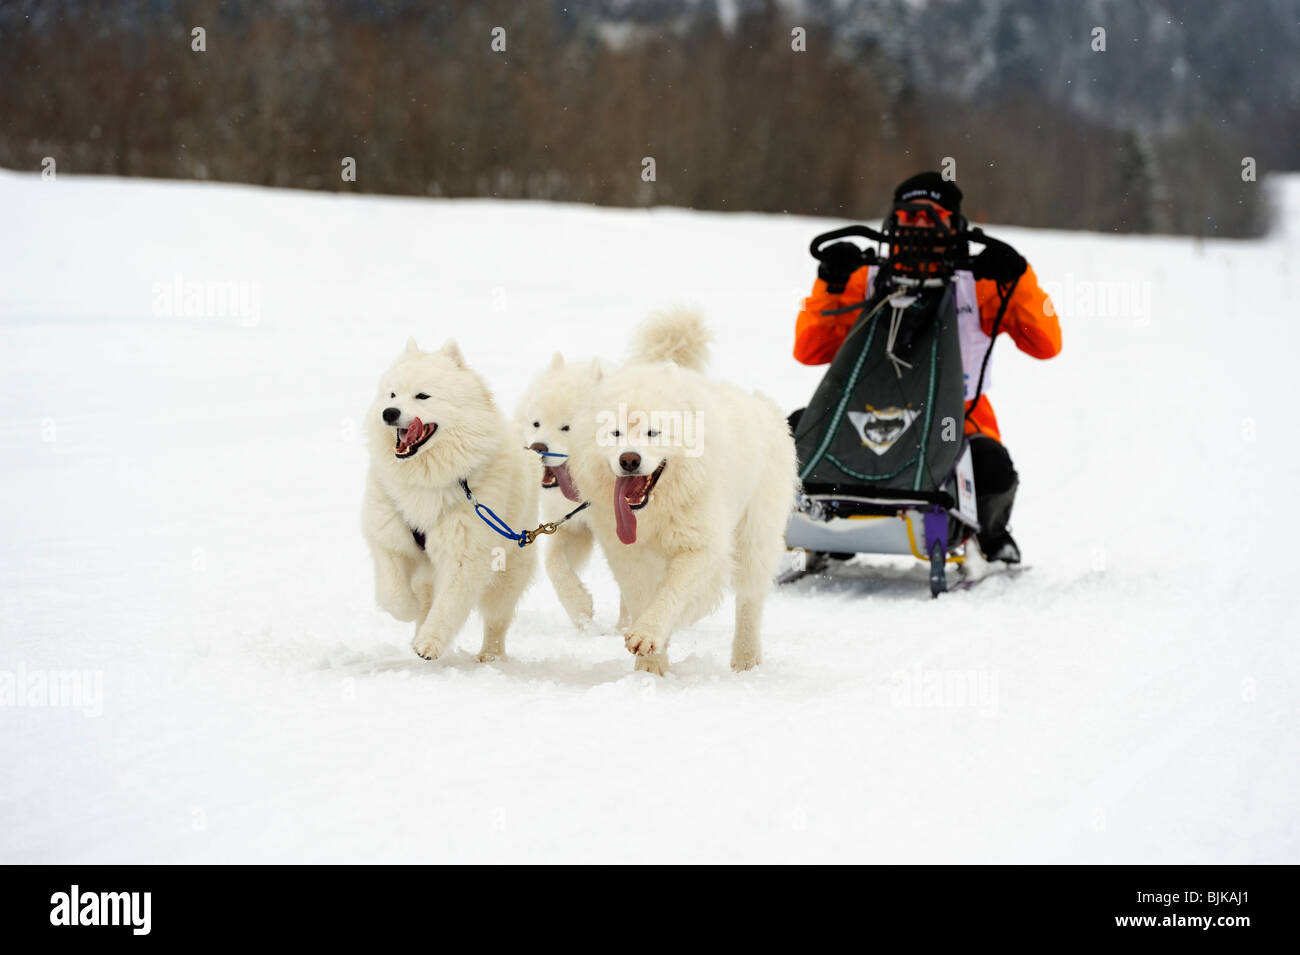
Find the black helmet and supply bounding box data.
[892,171,964,216]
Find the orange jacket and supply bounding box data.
[794,264,1061,442]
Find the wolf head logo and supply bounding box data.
[846,405,919,455]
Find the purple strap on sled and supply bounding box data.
[923,507,948,558]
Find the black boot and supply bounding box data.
[969,436,1021,563]
[981,533,1021,564]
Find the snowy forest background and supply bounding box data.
[2,0,1296,237]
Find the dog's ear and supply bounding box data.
[403,336,420,357]
[441,339,466,367]
[549,351,565,370]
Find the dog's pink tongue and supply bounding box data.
[553,462,581,502]
[614,477,638,545]
[397,416,424,451]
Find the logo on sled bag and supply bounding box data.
[846,405,919,455]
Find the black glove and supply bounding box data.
[970,238,1027,283]
[817,242,865,293]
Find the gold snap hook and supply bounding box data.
[522,522,559,546]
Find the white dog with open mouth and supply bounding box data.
[515,353,614,629]
[568,310,798,675]
[362,338,539,662]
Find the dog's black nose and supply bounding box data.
[619,452,641,473]
[530,442,548,454]
[382,407,401,424]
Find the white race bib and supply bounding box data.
[953,270,990,402]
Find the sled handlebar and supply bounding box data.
[809,223,1008,267]
[808,225,889,262]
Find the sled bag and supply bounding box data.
[795,281,967,496]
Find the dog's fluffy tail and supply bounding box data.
[629,307,712,372]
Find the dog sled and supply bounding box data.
[783,222,1020,596]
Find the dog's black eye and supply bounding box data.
[415,393,429,400]
[390,392,395,398]
[647,430,659,438]
[560,425,570,432]
[533,421,540,428]
[611,430,621,438]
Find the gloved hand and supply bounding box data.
[970,238,1026,283]
[817,242,866,293]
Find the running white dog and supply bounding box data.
[515,353,616,629]
[568,310,798,675]
[362,338,539,661]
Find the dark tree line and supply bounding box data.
[0,0,1275,236]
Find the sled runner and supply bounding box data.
[784,222,1017,596]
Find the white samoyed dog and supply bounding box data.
[515,353,618,630]
[362,338,539,662]
[567,309,798,675]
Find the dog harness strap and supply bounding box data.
[526,447,569,460]
[560,501,591,523]
[458,478,591,547]
[459,478,528,547]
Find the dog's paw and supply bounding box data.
[634,654,668,677]
[476,650,503,663]
[730,648,762,672]
[412,632,448,660]
[624,627,663,656]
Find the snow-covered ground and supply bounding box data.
[2,170,1297,863]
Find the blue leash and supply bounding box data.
[457,447,590,547]
[459,479,530,547]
